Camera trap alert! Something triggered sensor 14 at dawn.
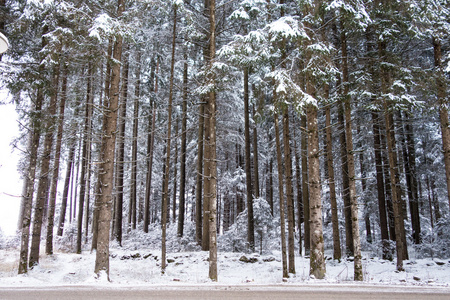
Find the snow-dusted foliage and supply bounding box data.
[1,0,449,285]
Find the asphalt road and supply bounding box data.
[0,285,449,300]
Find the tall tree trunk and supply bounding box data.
[177,46,188,237]
[341,30,362,280]
[403,113,421,244]
[18,72,44,273]
[357,122,371,244]
[130,50,141,230]
[379,40,405,272]
[144,58,157,233]
[206,0,218,281]
[196,99,205,246]
[338,103,353,256]
[282,110,295,274]
[57,138,76,237]
[94,0,125,279]
[144,104,156,233]
[433,36,450,210]
[29,63,60,268]
[91,39,113,253]
[114,50,129,244]
[293,124,303,256]
[162,4,177,273]
[373,111,391,259]
[307,104,326,279]
[325,104,341,260]
[244,67,255,252]
[301,114,310,255]
[172,119,179,223]
[76,64,93,254]
[274,112,288,279]
[252,106,260,199]
[46,61,68,254]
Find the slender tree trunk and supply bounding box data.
[46,61,68,254]
[338,103,353,256]
[274,112,288,279]
[244,67,255,252]
[268,158,274,215]
[162,4,177,273]
[91,39,113,253]
[29,63,60,268]
[206,0,218,281]
[18,80,44,273]
[307,104,326,279]
[172,119,179,223]
[57,139,76,237]
[252,106,260,199]
[404,113,421,244]
[177,46,188,237]
[379,40,405,272]
[325,104,341,260]
[114,50,129,244]
[373,111,391,259]
[433,37,450,210]
[341,30,362,280]
[282,110,295,274]
[94,0,125,279]
[130,51,141,230]
[301,115,310,255]
[144,104,156,233]
[144,58,157,233]
[76,64,93,254]
[293,124,303,256]
[196,101,205,246]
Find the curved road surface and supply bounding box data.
[0,285,449,300]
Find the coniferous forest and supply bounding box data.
[1,0,450,282]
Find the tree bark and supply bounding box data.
[301,114,310,255]
[341,30,363,280]
[144,104,156,233]
[18,75,44,273]
[379,40,405,272]
[293,124,303,256]
[46,61,68,254]
[252,106,260,199]
[196,98,205,246]
[162,4,177,273]
[29,63,60,268]
[94,0,125,280]
[307,104,326,280]
[244,67,255,252]
[433,36,450,210]
[172,119,179,223]
[206,0,218,281]
[325,104,341,260]
[76,64,93,254]
[274,112,288,279]
[91,39,113,253]
[144,58,157,233]
[282,110,295,274]
[57,138,76,237]
[114,50,129,243]
[403,113,421,244]
[177,45,188,237]
[130,50,141,230]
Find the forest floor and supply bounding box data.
[0,243,449,288]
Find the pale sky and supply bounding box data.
[0,90,21,236]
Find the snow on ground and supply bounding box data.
[0,245,449,288]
